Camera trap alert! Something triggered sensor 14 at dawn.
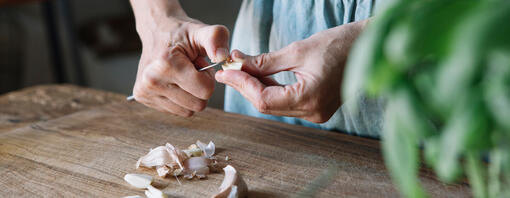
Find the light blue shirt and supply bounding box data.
[225,0,384,138]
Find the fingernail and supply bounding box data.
[230,50,245,62]
[215,48,229,62]
[215,70,224,82]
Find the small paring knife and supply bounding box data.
[126,61,225,101]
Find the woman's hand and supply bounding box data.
[130,0,229,117]
[215,20,368,123]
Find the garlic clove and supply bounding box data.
[145,185,167,198]
[124,173,153,189]
[227,185,239,198]
[212,165,248,198]
[221,60,243,71]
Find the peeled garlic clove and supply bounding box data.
[145,185,167,198]
[196,140,215,158]
[124,173,153,189]
[222,60,243,71]
[212,165,248,198]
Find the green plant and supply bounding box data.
[343,0,510,197]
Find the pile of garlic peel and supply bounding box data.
[124,141,247,198]
[136,141,216,179]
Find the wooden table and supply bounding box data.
[0,85,470,197]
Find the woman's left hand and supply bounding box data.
[215,20,368,123]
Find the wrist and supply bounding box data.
[130,0,194,34]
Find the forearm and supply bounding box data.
[129,0,191,34]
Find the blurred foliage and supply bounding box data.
[343,0,510,197]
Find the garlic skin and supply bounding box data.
[123,196,144,198]
[221,60,243,71]
[156,166,170,177]
[136,143,188,177]
[182,144,203,157]
[145,185,167,198]
[135,141,217,178]
[124,173,153,189]
[196,140,215,158]
[212,165,248,198]
[183,156,211,179]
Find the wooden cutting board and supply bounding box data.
[0,85,471,197]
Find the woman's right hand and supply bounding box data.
[130,0,230,117]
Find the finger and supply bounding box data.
[259,76,281,86]
[193,57,215,79]
[216,70,307,117]
[154,95,194,117]
[230,48,295,77]
[134,88,194,117]
[193,25,230,62]
[161,83,208,112]
[163,53,215,100]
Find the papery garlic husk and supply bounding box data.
[165,143,188,170]
[136,143,189,177]
[123,195,145,198]
[212,165,248,198]
[221,60,243,71]
[136,146,174,168]
[196,140,215,158]
[156,165,170,177]
[145,185,167,198]
[183,156,211,179]
[183,144,203,157]
[124,173,153,189]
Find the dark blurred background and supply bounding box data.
[0,0,242,109]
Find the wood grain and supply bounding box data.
[0,85,471,197]
[0,85,123,133]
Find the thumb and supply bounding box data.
[194,25,230,63]
[231,48,294,78]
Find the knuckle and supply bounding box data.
[210,25,229,38]
[195,77,215,99]
[194,100,207,111]
[167,46,182,57]
[302,98,320,112]
[254,53,269,69]
[159,61,173,75]
[202,88,214,99]
[256,100,269,113]
[180,110,194,117]
[143,74,160,89]
[195,84,214,99]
